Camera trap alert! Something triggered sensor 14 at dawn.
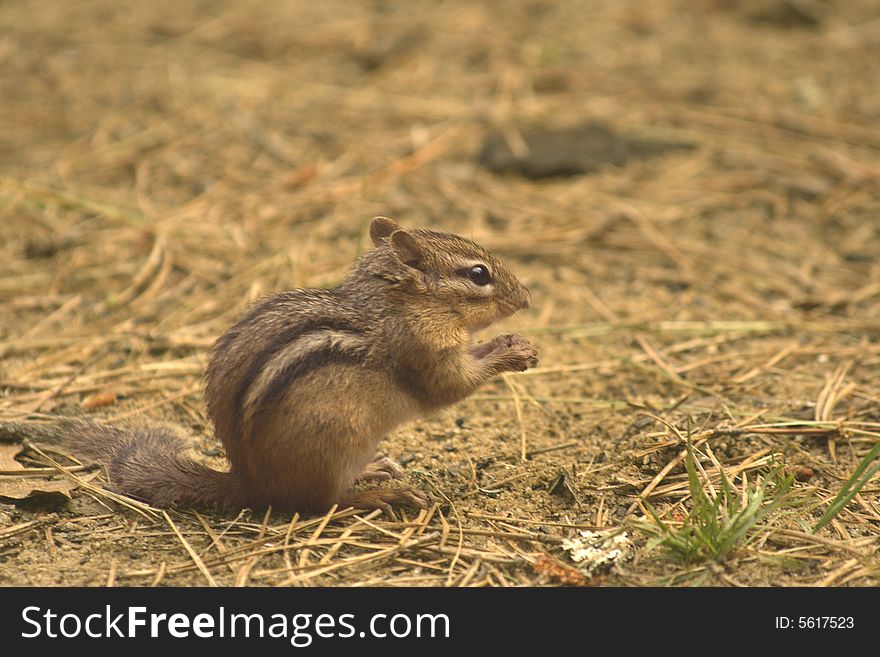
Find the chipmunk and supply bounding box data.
[2,217,538,514]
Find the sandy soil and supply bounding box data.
[1,0,878,586]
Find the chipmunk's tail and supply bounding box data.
[0,419,245,509]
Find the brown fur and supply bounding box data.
[5,217,538,515]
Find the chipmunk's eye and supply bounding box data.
[466,264,492,286]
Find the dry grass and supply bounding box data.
[0,0,879,586]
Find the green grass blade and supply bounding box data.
[813,441,880,532]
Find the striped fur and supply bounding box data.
[242,329,370,428]
[230,316,364,422]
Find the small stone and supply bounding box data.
[790,465,814,482]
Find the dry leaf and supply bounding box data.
[81,391,118,409]
[0,443,80,503]
[532,553,590,586]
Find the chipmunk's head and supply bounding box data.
[368,216,531,332]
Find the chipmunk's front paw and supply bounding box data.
[491,334,539,372]
[471,334,510,359]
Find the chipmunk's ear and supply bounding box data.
[389,230,424,269]
[370,216,402,246]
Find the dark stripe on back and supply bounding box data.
[232,318,365,419]
[256,345,367,412]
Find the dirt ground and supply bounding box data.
[1,0,879,587]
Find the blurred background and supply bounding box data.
[2,0,879,322]
[1,1,879,586]
[3,0,879,326]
